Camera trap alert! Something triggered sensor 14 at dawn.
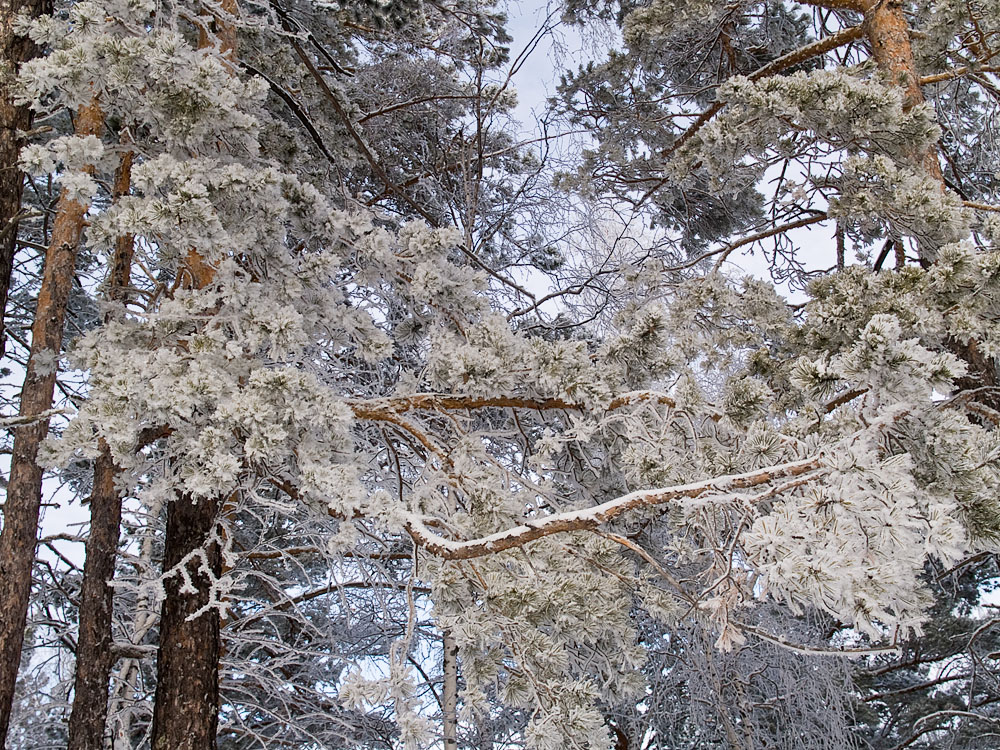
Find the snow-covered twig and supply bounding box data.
[0,407,73,429]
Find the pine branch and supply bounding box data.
[404,456,824,560]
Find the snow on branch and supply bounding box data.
[404,455,824,559]
[350,388,714,418]
[0,407,73,428]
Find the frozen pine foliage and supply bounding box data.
[5,0,1000,749]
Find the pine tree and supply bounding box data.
[0,0,48,357]
[0,94,103,741]
[5,1,1000,749]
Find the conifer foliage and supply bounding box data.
[2,0,1000,748]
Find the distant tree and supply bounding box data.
[852,556,1000,749]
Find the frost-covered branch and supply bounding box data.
[0,407,72,428]
[405,456,823,559]
[350,389,701,417]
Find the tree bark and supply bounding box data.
[106,150,134,299]
[66,150,133,750]
[149,248,224,750]
[66,448,122,750]
[862,0,999,400]
[196,0,238,63]
[443,629,458,750]
[0,97,103,745]
[0,0,49,358]
[148,6,237,745]
[863,0,943,180]
[150,494,222,750]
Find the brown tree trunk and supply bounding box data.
[861,1,1000,404]
[863,0,943,180]
[66,150,133,750]
[106,151,134,298]
[148,247,224,748]
[0,0,49,358]
[0,98,103,744]
[150,494,222,750]
[66,448,122,750]
[197,0,238,63]
[149,7,237,746]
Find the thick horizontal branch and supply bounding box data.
[349,394,581,417]
[748,24,866,83]
[405,455,824,559]
[964,200,1000,213]
[350,389,718,419]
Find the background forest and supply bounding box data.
[2,0,1000,748]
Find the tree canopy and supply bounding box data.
[2,0,1000,748]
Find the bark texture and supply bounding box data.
[196,0,238,62]
[66,448,122,750]
[864,0,943,180]
[150,247,223,750]
[149,7,236,744]
[150,493,222,750]
[0,0,48,357]
[106,150,134,298]
[0,98,103,744]
[443,630,458,750]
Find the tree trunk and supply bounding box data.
[864,0,942,180]
[442,629,458,750]
[106,151,134,299]
[0,97,103,744]
[0,0,49,358]
[150,494,222,750]
[148,7,236,746]
[66,150,133,750]
[66,447,122,750]
[862,0,999,401]
[196,0,238,63]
